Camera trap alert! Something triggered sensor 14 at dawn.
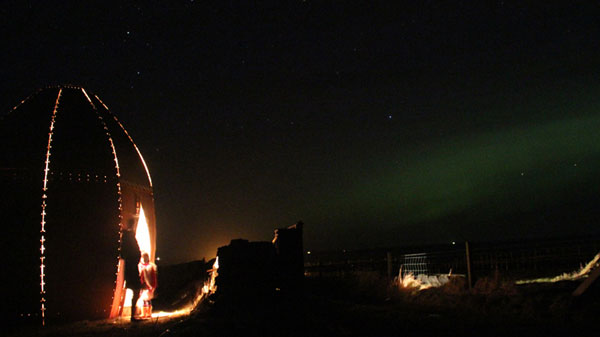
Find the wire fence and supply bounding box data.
[304,236,600,281]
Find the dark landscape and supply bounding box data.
[8,270,600,337]
[3,2,600,336]
[8,236,600,337]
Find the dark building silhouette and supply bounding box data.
[273,222,304,293]
[216,239,277,299]
[214,222,304,301]
[0,86,156,325]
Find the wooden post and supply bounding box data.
[317,259,322,279]
[387,251,393,281]
[465,241,472,290]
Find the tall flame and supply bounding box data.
[123,206,152,313]
[135,205,151,256]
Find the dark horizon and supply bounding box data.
[2,2,600,264]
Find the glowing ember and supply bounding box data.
[205,257,219,294]
[151,310,188,318]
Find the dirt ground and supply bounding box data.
[7,275,600,337]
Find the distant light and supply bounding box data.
[452,241,456,245]
[156,257,160,261]
[388,115,392,119]
[307,251,311,255]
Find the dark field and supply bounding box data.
[8,271,600,337]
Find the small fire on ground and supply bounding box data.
[397,271,454,291]
[116,257,219,323]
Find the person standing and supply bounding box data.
[139,252,157,318]
[121,219,142,322]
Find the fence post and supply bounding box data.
[465,241,472,290]
[387,251,393,281]
[317,259,322,279]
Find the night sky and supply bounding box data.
[2,1,600,264]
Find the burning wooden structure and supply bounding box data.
[0,86,156,325]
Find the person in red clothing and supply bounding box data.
[139,252,157,318]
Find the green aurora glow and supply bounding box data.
[324,108,600,245]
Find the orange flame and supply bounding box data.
[135,205,151,256]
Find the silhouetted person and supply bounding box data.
[121,219,141,321]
